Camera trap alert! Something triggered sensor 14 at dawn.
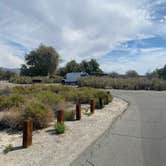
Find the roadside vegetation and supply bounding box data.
[78,76,166,91]
[0,85,112,131]
[0,44,166,91]
[78,68,166,91]
[9,76,63,84]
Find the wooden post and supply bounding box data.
[28,119,33,146]
[57,110,64,123]
[76,103,81,120]
[90,99,95,114]
[23,119,33,148]
[99,97,103,109]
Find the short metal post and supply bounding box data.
[76,103,81,120]
[90,99,95,114]
[57,110,64,123]
[23,119,33,148]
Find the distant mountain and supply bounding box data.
[0,67,20,73]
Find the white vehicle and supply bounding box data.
[62,72,88,84]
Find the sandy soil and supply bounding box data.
[0,97,128,166]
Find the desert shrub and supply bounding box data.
[151,78,166,90]
[78,76,110,89]
[32,76,54,83]
[0,94,24,111]
[0,110,23,130]
[9,76,63,84]
[23,102,54,129]
[55,122,65,134]
[35,91,63,107]
[9,94,25,107]
[78,76,166,91]
[9,76,32,84]
[64,110,75,121]
[52,75,63,83]
[0,84,112,131]
[0,96,11,110]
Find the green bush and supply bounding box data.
[64,110,75,121]
[23,102,54,129]
[55,122,65,134]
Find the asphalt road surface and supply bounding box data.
[71,90,166,166]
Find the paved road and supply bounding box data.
[71,90,166,166]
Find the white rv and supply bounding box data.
[62,72,88,84]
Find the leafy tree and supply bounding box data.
[57,59,103,76]
[146,71,158,79]
[21,44,60,76]
[157,65,166,80]
[80,59,103,75]
[57,60,81,76]
[125,70,139,78]
[146,65,166,80]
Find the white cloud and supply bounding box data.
[100,47,166,74]
[0,0,165,72]
[0,45,24,68]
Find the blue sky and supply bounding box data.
[0,0,166,74]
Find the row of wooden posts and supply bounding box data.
[22,98,96,148]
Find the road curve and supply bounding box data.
[71,90,166,166]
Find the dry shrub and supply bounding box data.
[23,102,54,129]
[0,110,23,130]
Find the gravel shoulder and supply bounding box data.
[0,97,128,166]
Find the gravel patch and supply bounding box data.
[0,97,128,166]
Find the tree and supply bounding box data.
[146,64,166,80]
[57,59,103,76]
[21,44,60,76]
[156,65,166,80]
[125,70,139,78]
[57,60,81,76]
[80,59,103,75]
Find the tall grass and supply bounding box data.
[78,76,166,91]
